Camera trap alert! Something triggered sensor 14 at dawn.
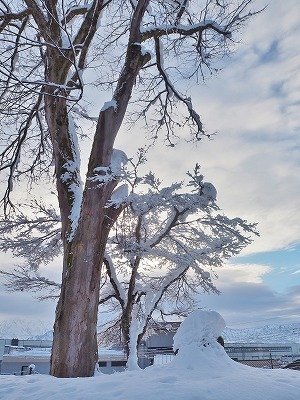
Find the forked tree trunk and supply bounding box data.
[45,87,122,377]
[44,0,151,378]
[47,101,125,377]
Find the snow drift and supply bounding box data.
[1,310,299,400]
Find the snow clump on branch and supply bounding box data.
[88,149,128,186]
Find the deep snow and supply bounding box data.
[0,310,299,400]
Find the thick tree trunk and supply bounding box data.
[50,243,102,377]
[48,102,125,377]
[50,189,109,377]
[45,0,151,378]
[49,146,125,376]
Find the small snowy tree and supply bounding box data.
[0,0,261,377]
[98,161,257,369]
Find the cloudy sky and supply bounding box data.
[0,0,299,330]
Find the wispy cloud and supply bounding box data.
[119,0,300,256]
[200,280,300,328]
[292,270,300,275]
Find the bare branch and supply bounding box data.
[0,265,60,300]
[0,6,29,34]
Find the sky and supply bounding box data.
[0,0,300,331]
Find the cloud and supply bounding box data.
[200,281,300,328]
[197,260,300,327]
[292,270,300,275]
[0,285,55,323]
[213,263,272,285]
[126,0,300,255]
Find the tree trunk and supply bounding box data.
[121,307,140,370]
[47,0,151,377]
[48,103,127,377]
[50,189,110,377]
[50,242,102,377]
[126,313,141,370]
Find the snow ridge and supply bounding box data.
[223,322,300,344]
[0,320,53,340]
[1,319,299,343]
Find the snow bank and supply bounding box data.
[1,311,300,400]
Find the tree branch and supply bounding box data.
[0,265,60,300]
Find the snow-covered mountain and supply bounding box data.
[223,322,300,344]
[1,319,299,343]
[0,320,53,340]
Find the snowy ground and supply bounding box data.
[1,311,299,400]
[1,349,299,400]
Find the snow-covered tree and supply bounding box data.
[98,160,257,369]
[0,157,258,369]
[0,0,261,377]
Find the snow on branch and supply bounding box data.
[88,149,128,187]
[62,2,93,25]
[141,20,231,41]
[60,113,83,240]
[103,253,127,306]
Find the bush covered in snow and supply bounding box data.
[171,310,236,372]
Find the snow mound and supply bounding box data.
[171,310,234,372]
[173,309,226,351]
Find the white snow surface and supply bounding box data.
[100,99,118,112]
[223,323,300,344]
[1,311,300,400]
[173,310,226,353]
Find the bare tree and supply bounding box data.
[0,0,261,377]
[0,199,61,300]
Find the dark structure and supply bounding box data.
[283,359,300,371]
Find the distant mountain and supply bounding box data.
[33,330,54,341]
[223,322,300,344]
[0,319,53,340]
[1,319,299,344]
